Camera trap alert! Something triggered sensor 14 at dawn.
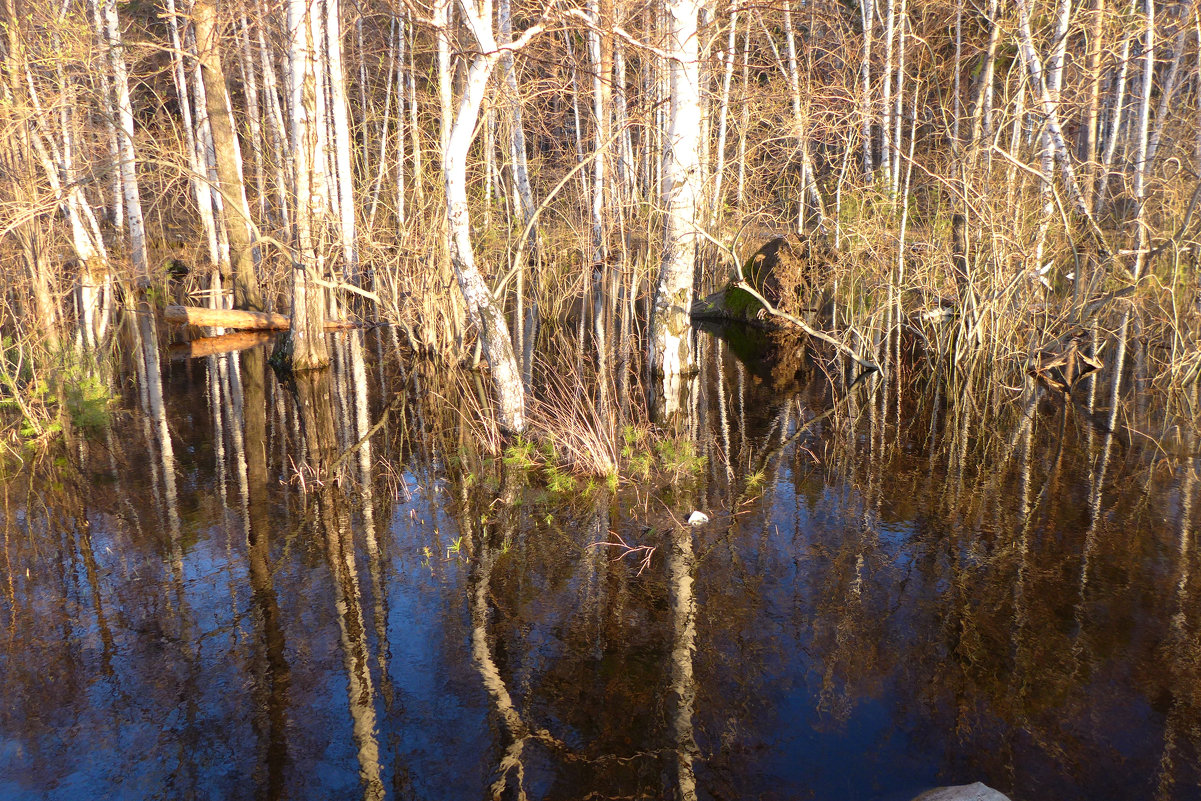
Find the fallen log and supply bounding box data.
[168,330,276,360]
[163,305,355,331]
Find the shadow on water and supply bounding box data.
[1,318,1200,801]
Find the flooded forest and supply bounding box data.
[2,0,1201,798]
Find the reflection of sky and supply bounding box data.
[2,338,1199,801]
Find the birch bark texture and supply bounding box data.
[441,0,550,435]
[286,0,331,369]
[648,0,702,425]
[98,0,150,282]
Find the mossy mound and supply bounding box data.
[691,233,832,326]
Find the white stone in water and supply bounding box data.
[910,783,1011,801]
[687,511,709,526]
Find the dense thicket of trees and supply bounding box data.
[2,0,1201,431]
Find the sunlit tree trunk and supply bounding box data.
[649,0,702,425]
[1033,0,1072,268]
[880,0,895,182]
[394,18,407,228]
[236,16,266,222]
[366,19,396,229]
[1131,0,1154,280]
[499,0,535,226]
[166,0,221,269]
[589,0,614,405]
[889,0,907,197]
[191,42,235,282]
[502,0,539,375]
[442,0,548,435]
[97,0,149,282]
[193,0,264,311]
[710,7,738,226]
[1146,18,1186,171]
[286,0,330,368]
[1096,6,1135,216]
[1082,0,1105,207]
[324,0,358,279]
[256,11,291,229]
[966,0,1001,160]
[736,22,749,206]
[858,0,874,179]
[1014,0,1092,221]
[782,0,825,230]
[87,0,123,228]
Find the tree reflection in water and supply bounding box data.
[0,326,1199,800]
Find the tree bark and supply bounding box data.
[442,0,543,435]
[98,0,149,282]
[649,0,702,425]
[286,0,331,369]
[193,0,264,311]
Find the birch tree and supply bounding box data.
[97,0,150,282]
[1131,0,1154,279]
[648,0,703,424]
[325,0,358,279]
[286,0,331,369]
[439,0,554,435]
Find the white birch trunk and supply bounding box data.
[1146,22,1186,171]
[88,0,123,228]
[98,0,149,281]
[859,0,875,179]
[880,0,896,182]
[394,16,407,228]
[736,23,749,206]
[257,14,291,228]
[442,0,544,435]
[287,0,330,368]
[165,0,220,268]
[193,0,263,310]
[953,0,962,142]
[1132,0,1154,279]
[614,42,633,202]
[434,0,452,156]
[968,0,1001,151]
[237,15,267,221]
[1096,19,1134,216]
[889,0,907,197]
[1015,0,1094,221]
[649,0,702,424]
[709,9,737,226]
[324,0,358,279]
[1034,0,1072,267]
[366,19,396,229]
[498,0,535,226]
[190,37,233,275]
[405,13,424,207]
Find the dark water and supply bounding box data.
[2,326,1199,801]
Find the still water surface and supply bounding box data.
[1,328,1198,800]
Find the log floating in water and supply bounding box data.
[163,305,355,331]
[168,330,276,360]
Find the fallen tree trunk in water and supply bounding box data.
[168,330,276,360]
[163,305,354,331]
